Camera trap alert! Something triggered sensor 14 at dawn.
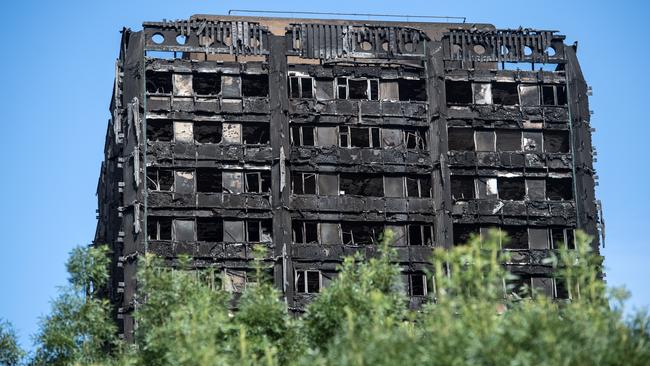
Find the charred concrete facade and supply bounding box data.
[94,15,603,339]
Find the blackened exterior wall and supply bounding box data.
[94,15,603,340]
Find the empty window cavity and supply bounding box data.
[241,74,269,97]
[193,122,222,143]
[196,168,222,193]
[550,228,575,250]
[546,178,573,200]
[451,176,475,200]
[147,120,173,142]
[491,82,518,105]
[341,222,383,245]
[406,176,432,198]
[498,177,526,200]
[501,226,528,249]
[197,218,223,241]
[541,84,567,106]
[544,130,570,153]
[193,73,221,95]
[340,174,383,196]
[398,79,427,101]
[246,220,272,242]
[445,80,472,104]
[409,273,428,296]
[242,123,270,144]
[147,216,172,240]
[496,130,521,151]
[453,224,479,246]
[340,126,381,148]
[146,71,172,93]
[448,128,475,151]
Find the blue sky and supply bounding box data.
[1,0,648,351]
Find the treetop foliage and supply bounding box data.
[4,229,648,365]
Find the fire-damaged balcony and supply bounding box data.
[145,215,274,260]
[145,60,271,115]
[146,167,272,209]
[450,174,576,226]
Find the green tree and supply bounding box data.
[0,319,24,366]
[31,245,118,366]
[27,231,650,366]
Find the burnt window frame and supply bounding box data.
[550,228,576,250]
[146,168,174,191]
[336,77,379,101]
[405,128,427,150]
[172,218,196,242]
[291,125,316,146]
[491,82,519,106]
[295,269,321,294]
[408,224,434,246]
[147,216,172,241]
[288,74,315,98]
[541,84,568,106]
[340,222,384,245]
[244,171,271,194]
[292,221,319,244]
[292,172,317,195]
[406,176,432,198]
[409,272,428,296]
[339,126,382,148]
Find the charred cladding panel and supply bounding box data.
[96,15,601,338]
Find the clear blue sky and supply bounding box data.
[1,0,648,351]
